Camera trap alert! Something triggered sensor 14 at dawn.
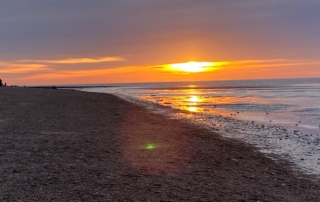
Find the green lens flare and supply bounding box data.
[145,143,157,150]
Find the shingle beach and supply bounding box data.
[0,87,319,201]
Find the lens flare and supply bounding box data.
[145,143,157,150]
[120,108,192,175]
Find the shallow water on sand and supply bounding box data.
[81,78,320,176]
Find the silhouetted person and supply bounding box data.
[0,79,3,86]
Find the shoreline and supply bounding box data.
[105,91,320,177]
[0,87,319,201]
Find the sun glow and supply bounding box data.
[189,96,199,102]
[167,61,215,73]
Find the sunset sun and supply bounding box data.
[166,61,215,73]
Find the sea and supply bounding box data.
[79,78,320,176]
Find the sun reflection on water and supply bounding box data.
[187,106,199,112]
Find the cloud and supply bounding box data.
[19,66,143,81]
[0,56,125,74]
[216,59,320,71]
[0,61,48,73]
[21,56,125,64]
[2,0,320,62]
[13,57,320,85]
[155,59,320,74]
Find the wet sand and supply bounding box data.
[0,87,319,201]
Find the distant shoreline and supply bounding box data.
[28,85,118,89]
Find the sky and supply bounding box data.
[1,0,320,85]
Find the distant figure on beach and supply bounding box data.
[0,79,3,86]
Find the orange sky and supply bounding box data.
[2,57,319,85]
[1,1,320,85]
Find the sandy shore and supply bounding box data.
[0,87,319,201]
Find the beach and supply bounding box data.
[0,87,319,201]
[85,78,320,176]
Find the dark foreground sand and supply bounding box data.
[0,87,319,201]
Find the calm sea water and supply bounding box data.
[84,78,320,136]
